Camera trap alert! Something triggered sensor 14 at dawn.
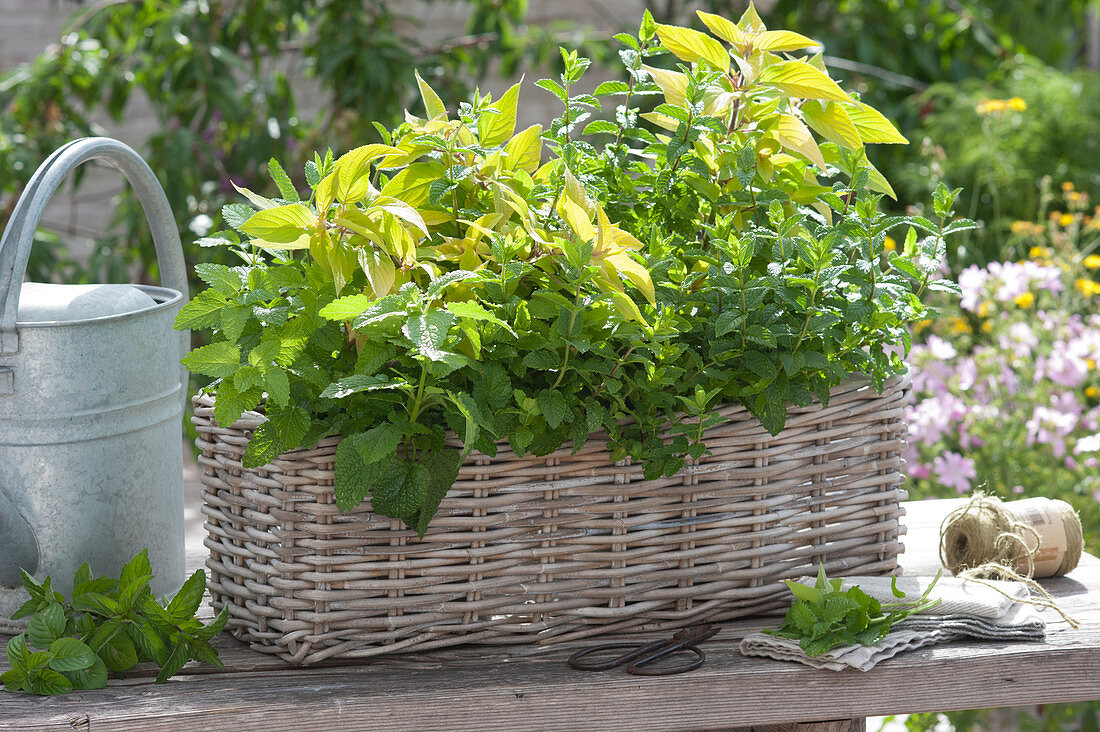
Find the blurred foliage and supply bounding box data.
[652,1,1100,268]
[0,0,609,285]
[899,59,1100,268]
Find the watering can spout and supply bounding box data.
[0,486,38,585]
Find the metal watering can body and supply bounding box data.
[0,138,189,601]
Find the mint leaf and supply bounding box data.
[29,669,72,696]
[195,263,243,295]
[268,407,310,450]
[334,438,368,511]
[5,634,29,668]
[402,309,455,361]
[167,570,206,621]
[268,158,300,202]
[27,604,65,648]
[349,423,403,464]
[60,655,108,691]
[538,390,570,430]
[46,639,96,672]
[263,365,291,407]
[320,374,406,399]
[181,341,240,378]
[174,289,228,329]
[97,631,138,674]
[367,456,412,518]
[319,294,374,321]
[409,447,462,537]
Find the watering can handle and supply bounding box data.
[0,137,189,393]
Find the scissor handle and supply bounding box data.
[628,643,706,676]
[567,642,652,671]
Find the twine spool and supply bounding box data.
[940,492,1083,578]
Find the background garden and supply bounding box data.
[2,1,1098,729]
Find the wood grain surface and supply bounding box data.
[1,499,1097,732]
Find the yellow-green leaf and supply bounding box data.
[335,144,402,203]
[478,79,522,147]
[655,24,730,72]
[738,2,767,33]
[775,114,826,169]
[845,102,909,144]
[240,203,316,243]
[696,10,746,45]
[640,111,681,132]
[642,64,689,106]
[251,235,311,251]
[801,100,862,149]
[333,211,382,243]
[758,60,852,103]
[380,162,446,208]
[609,291,647,324]
[606,251,655,304]
[753,30,819,53]
[370,196,430,237]
[563,168,595,217]
[231,181,276,210]
[420,209,454,226]
[315,170,338,213]
[865,159,897,199]
[357,248,396,297]
[502,124,543,173]
[609,227,644,251]
[558,195,595,243]
[414,69,447,120]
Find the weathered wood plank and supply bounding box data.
[1,499,1097,732]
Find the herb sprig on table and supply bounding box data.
[766,565,942,657]
[2,551,228,695]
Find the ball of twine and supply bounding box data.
[939,492,1082,578]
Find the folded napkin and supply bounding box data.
[739,627,949,672]
[739,574,1046,671]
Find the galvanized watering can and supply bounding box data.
[0,137,189,599]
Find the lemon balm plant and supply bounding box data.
[176,74,657,534]
[177,4,967,534]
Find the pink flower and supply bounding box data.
[1013,485,1024,494]
[933,452,978,494]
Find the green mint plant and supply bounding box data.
[766,564,942,657]
[176,4,970,535]
[2,551,228,695]
[558,4,973,436]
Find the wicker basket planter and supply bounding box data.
[194,376,910,664]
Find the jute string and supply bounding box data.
[939,492,1082,628]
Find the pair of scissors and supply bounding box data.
[566,624,719,676]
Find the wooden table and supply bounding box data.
[2,499,1097,731]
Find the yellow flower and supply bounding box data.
[1012,220,1034,235]
[1077,278,1100,296]
[1069,191,1086,204]
[1088,358,1097,371]
[1062,181,1076,193]
[976,98,1008,115]
[1014,292,1035,308]
[1008,97,1027,111]
[1059,213,1075,227]
[1085,255,1100,269]
[977,301,990,318]
[948,316,972,334]
[913,318,933,334]
[1029,246,1051,259]
[981,320,993,333]
[1088,386,1100,398]
[884,236,896,252]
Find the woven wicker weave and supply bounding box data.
[195,376,910,664]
